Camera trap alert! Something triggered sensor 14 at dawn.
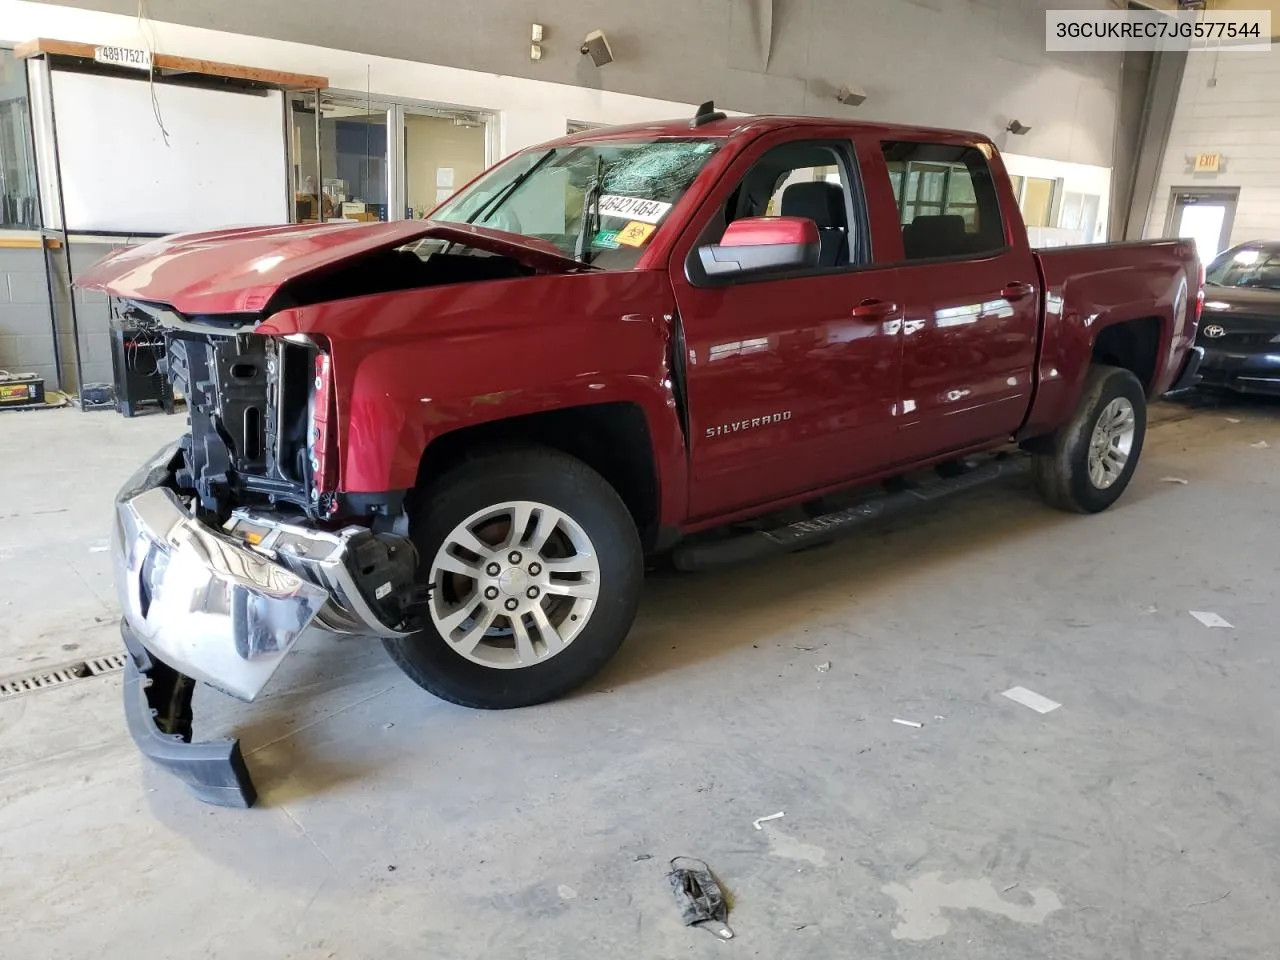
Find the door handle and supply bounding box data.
[1001,282,1035,301]
[851,298,899,319]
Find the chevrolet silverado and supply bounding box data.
[80,105,1203,806]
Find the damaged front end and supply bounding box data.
[113,308,424,807]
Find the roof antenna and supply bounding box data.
[691,100,726,128]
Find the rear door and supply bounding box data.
[876,139,1040,461]
[669,129,903,521]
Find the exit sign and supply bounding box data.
[1194,153,1221,173]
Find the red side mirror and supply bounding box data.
[699,216,820,277]
[720,216,819,248]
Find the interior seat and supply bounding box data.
[780,181,848,267]
[902,214,968,260]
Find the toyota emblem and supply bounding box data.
[1203,324,1226,339]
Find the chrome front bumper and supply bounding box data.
[113,442,414,703]
[113,443,420,807]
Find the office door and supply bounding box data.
[1166,188,1239,264]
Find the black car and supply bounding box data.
[1195,241,1280,395]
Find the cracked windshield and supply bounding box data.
[432,139,721,269]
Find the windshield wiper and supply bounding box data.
[574,155,605,264]
[468,150,556,226]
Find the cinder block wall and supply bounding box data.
[0,243,119,394]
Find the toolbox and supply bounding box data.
[0,372,46,408]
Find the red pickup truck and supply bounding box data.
[83,107,1202,806]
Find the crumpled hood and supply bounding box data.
[75,220,590,316]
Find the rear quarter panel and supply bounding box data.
[1022,239,1198,438]
[257,271,688,523]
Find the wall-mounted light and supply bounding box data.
[836,85,867,107]
[1006,120,1031,135]
[580,30,614,67]
[531,23,543,61]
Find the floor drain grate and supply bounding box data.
[0,652,128,700]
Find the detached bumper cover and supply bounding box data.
[121,623,257,808]
[112,442,419,807]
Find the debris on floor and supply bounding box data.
[753,810,785,830]
[815,661,831,672]
[1251,441,1269,449]
[1159,476,1189,484]
[1189,610,1234,629]
[667,857,733,940]
[634,853,653,862]
[1186,889,1231,908]
[1001,686,1062,714]
[557,884,578,900]
[1225,417,1242,423]
[892,718,924,728]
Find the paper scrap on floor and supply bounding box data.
[752,811,785,830]
[1002,686,1062,714]
[1189,610,1233,629]
[892,718,924,728]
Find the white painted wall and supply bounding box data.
[0,0,709,157]
[1146,47,1280,246]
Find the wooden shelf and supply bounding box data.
[16,38,328,91]
[0,236,61,249]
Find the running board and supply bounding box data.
[671,455,1027,573]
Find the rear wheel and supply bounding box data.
[384,447,642,708]
[1033,364,1147,513]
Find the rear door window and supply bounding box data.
[881,141,1006,261]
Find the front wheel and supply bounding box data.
[384,447,643,709]
[1032,364,1147,513]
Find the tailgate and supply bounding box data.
[76,220,589,316]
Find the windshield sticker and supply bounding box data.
[593,229,621,249]
[597,194,672,224]
[616,221,656,247]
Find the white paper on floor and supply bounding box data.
[1251,441,1269,449]
[892,718,924,728]
[1002,686,1062,714]
[1159,477,1188,484]
[1189,610,1234,629]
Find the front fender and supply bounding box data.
[263,271,689,525]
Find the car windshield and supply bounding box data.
[1205,245,1280,290]
[431,138,721,270]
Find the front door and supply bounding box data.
[670,133,903,521]
[1166,188,1239,265]
[878,139,1040,461]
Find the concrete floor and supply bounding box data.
[2,398,1279,959]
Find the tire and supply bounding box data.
[1032,364,1147,514]
[384,446,643,709]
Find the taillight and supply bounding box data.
[1194,259,1206,324]
[309,349,336,503]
